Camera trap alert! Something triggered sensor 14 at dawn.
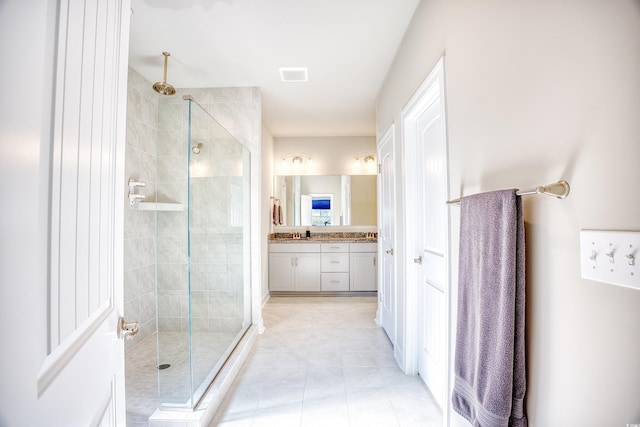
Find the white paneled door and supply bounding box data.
[377,125,397,345]
[403,58,449,410]
[36,0,130,424]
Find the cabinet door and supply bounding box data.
[294,253,321,291]
[350,253,377,291]
[269,253,294,291]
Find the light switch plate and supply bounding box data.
[580,230,640,291]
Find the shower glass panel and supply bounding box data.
[155,96,251,409]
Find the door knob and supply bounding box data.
[414,255,423,265]
[117,317,139,340]
[385,248,394,255]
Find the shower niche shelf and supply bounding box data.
[137,202,184,212]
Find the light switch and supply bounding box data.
[580,230,640,291]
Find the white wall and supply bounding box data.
[377,0,640,425]
[274,136,376,176]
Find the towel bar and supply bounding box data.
[446,180,570,206]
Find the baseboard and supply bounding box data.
[269,291,377,297]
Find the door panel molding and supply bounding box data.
[49,0,124,351]
[37,302,113,396]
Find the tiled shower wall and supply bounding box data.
[124,68,159,350]
[155,94,249,334]
[181,174,246,334]
[124,70,260,351]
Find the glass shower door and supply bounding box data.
[155,95,251,409]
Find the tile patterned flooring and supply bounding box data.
[209,296,442,427]
[125,331,237,426]
[126,334,161,427]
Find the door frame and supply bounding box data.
[400,56,452,423]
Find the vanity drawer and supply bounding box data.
[321,273,349,291]
[321,243,349,253]
[270,243,321,253]
[350,242,377,253]
[321,253,349,272]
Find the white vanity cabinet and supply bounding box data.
[350,242,377,291]
[269,243,321,292]
[268,241,377,293]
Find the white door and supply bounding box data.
[416,92,448,409]
[403,58,449,409]
[0,0,130,424]
[377,125,397,344]
[301,194,312,226]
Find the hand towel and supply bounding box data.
[452,189,527,427]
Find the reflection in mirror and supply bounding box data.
[273,175,377,226]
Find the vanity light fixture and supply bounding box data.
[281,153,313,170]
[354,154,376,168]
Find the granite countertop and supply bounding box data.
[269,237,377,243]
[269,232,377,243]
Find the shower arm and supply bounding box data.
[161,52,170,84]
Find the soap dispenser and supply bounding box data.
[305,228,311,239]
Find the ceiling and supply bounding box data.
[128,0,420,137]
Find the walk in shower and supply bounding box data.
[125,92,251,423]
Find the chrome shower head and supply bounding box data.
[152,52,176,96]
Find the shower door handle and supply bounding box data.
[117,317,139,340]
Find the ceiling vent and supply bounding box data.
[279,67,308,82]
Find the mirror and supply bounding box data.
[273,175,377,226]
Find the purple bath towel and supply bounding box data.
[452,189,527,427]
